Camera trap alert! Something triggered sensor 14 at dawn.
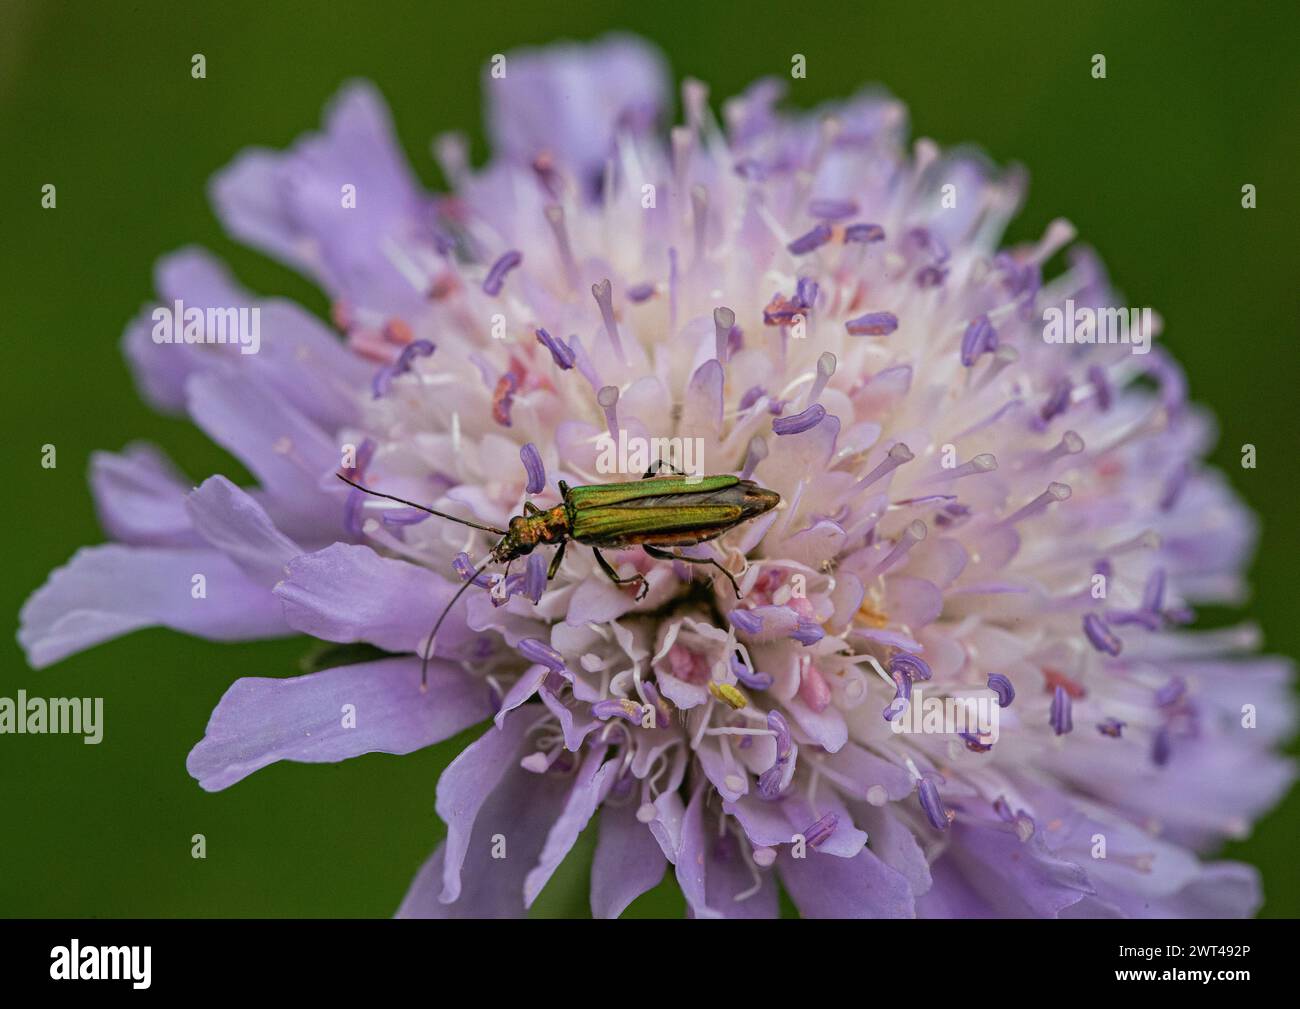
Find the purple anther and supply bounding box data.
[803,812,839,849]
[452,552,493,587]
[767,709,793,759]
[891,652,933,683]
[918,776,951,830]
[482,250,522,296]
[520,442,546,495]
[1152,726,1172,766]
[960,315,997,367]
[845,311,898,336]
[1155,676,1186,709]
[1083,613,1123,656]
[1039,376,1073,423]
[844,223,885,244]
[1088,364,1112,412]
[731,653,773,691]
[372,339,436,398]
[787,223,833,255]
[1050,684,1073,735]
[535,328,575,369]
[808,197,858,220]
[792,618,824,646]
[772,403,825,436]
[987,672,1015,707]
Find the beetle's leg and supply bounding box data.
[547,540,567,579]
[592,548,649,601]
[644,545,742,599]
[523,501,542,516]
[558,479,571,496]
[642,460,685,479]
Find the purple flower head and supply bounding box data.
[20,34,1291,922]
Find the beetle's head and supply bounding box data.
[494,516,538,561]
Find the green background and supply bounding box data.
[2,0,1296,917]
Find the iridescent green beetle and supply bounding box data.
[338,466,781,684]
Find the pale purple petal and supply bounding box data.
[186,657,490,791]
[89,443,198,548]
[524,748,616,906]
[185,370,339,537]
[403,724,575,917]
[436,713,534,905]
[539,686,602,751]
[185,475,303,586]
[675,785,714,917]
[778,848,915,918]
[591,799,669,919]
[19,545,288,669]
[275,543,474,656]
[484,34,668,188]
[945,819,1093,917]
[701,829,778,919]
[210,82,433,313]
[493,664,548,728]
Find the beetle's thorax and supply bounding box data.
[494,506,570,561]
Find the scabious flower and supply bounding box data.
[19,35,1294,918]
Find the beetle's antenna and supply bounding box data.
[336,473,507,536]
[420,555,494,690]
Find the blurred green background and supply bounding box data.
[2,0,1296,917]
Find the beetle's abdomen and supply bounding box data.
[569,480,779,548]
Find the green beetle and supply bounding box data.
[338,466,780,684]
